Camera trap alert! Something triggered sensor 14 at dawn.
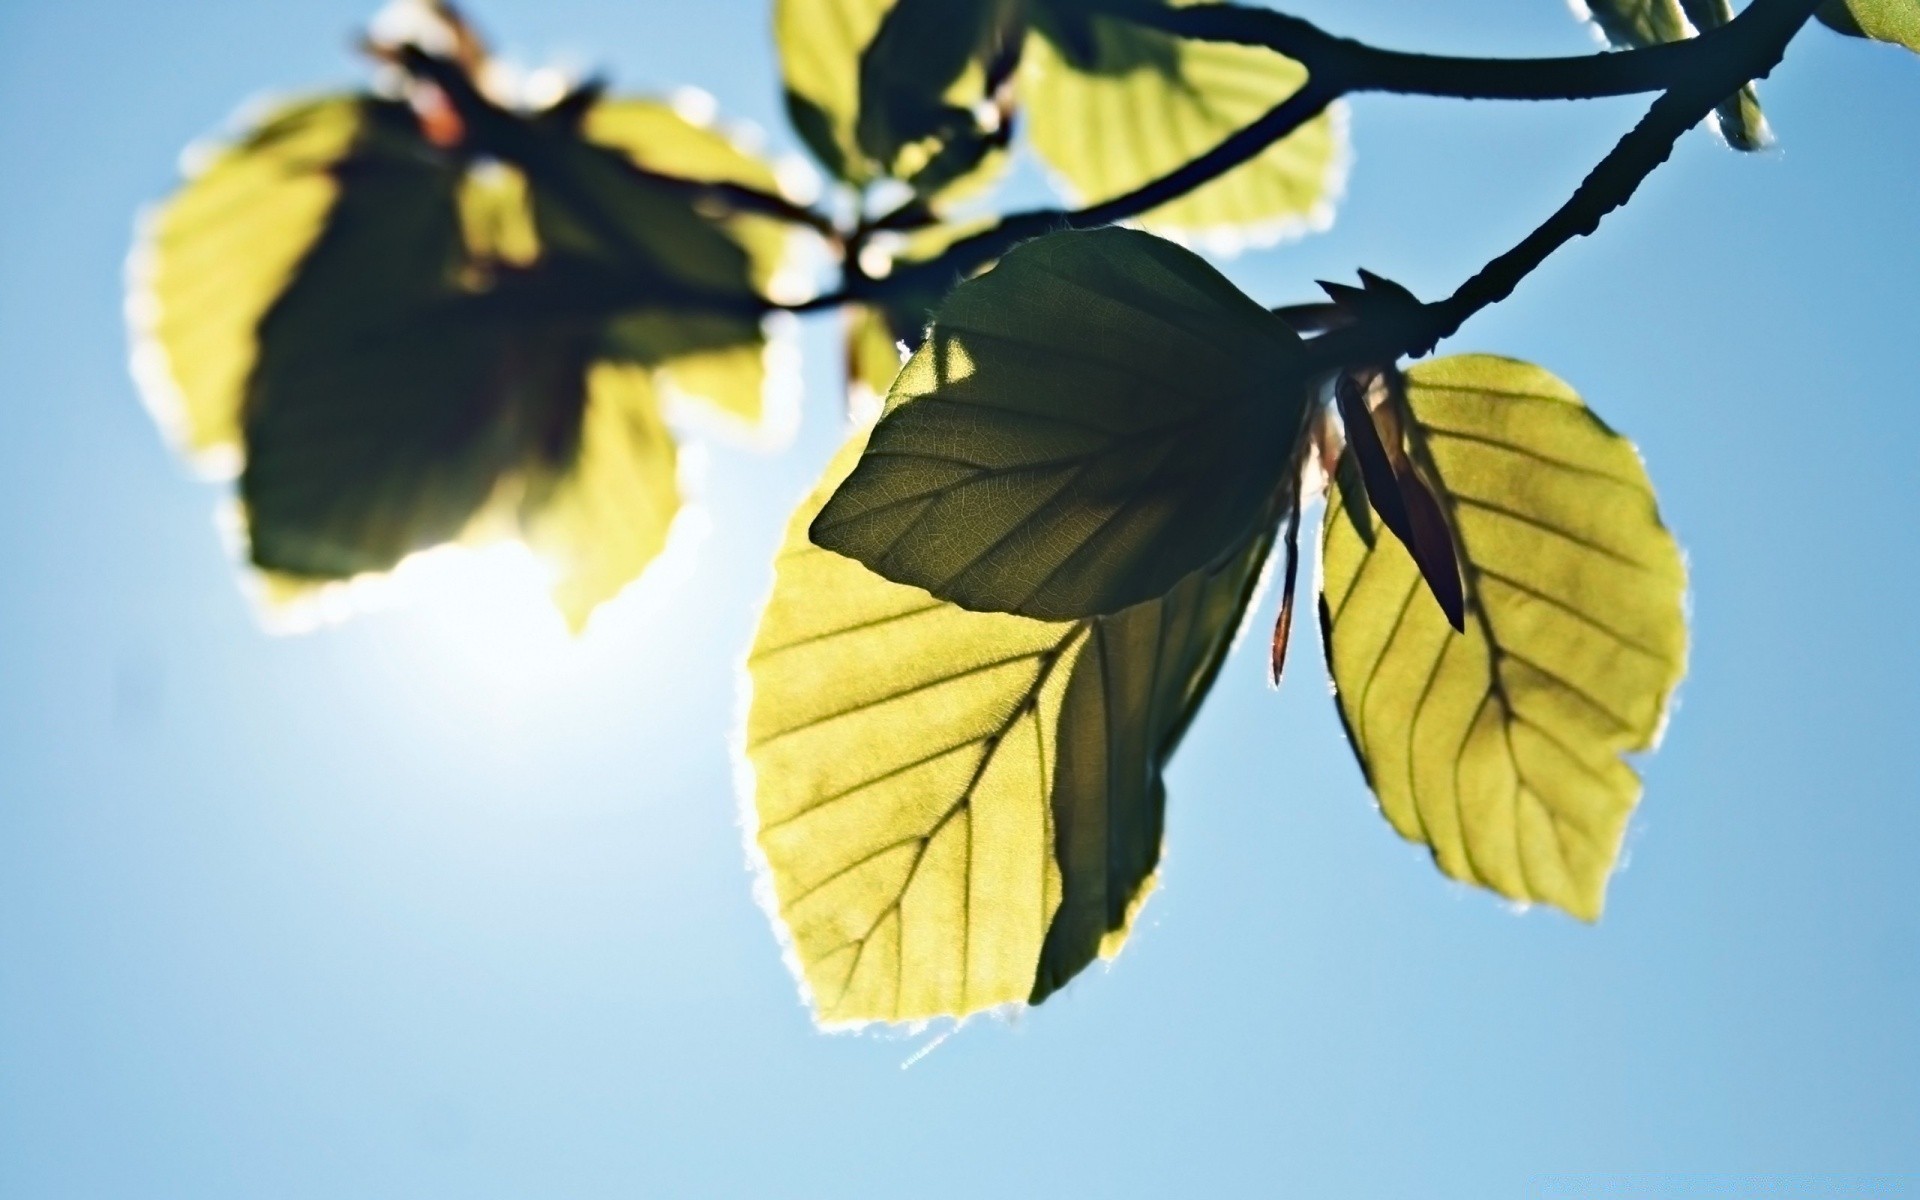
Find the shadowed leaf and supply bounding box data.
[775,0,1014,200]
[134,83,785,629]
[747,437,1271,1025]
[812,227,1307,620]
[1319,355,1687,919]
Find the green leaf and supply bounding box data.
[812,227,1307,621]
[1319,356,1688,919]
[135,87,783,628]
[129,97,366,470]
[747,436,1271,1025]
[519,362,680,632]
[1817,0,1920,52]
[1021,0,1346,250]
[1576,0,1771,149]
[236,100,528,578]
[774,0,1014,200]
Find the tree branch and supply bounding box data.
[1302,0,1826,372]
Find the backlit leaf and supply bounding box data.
[135,82,786,628]
[1816,0,1920,51]
[1319,356,1687,919]
[746,437,1272,1025]
[774,0,1013,200]
[129,97,365,469]
[1021,0,1345,250]
[519,362,680,632]
[1575,0,1771,149]
[812,227,1308,620]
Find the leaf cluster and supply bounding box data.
[127,0,1914,1026]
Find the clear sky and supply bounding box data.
[0,1,1915,1196]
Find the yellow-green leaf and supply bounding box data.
[129,96,365,470]
[519,362,680,632]
[1319,355,1688,919]
[774,0,1013,200]
[1817,0,1920,52]
[565,97,797,433]
[135,90,741,629]
[747,437,1271,1025]
[1576,0,1771,149]
[812,227,1307,620]
[1021,2,1345,250]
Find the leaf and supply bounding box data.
[1816,0,1920,52]
[774,0,1014,201]
[519,362,680,632]
[1575,0,1771,149]
[1318,355,1688,919]
[811,227,1308,621]
[136,84,780,628]
[129,97,366,470]
[746,436,1272,1025]
[1021,0,1346,250]
[237,100,530,577]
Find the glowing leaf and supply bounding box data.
[130,97,365,468]
[1319,356,1688,919]
[1021,1,1345,249]
[747,438,1271,1025]
[135,82,784,628]
[774,0,1013,199]
[813,227,1307,620]
[520,363,680,632]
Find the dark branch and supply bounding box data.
[1302,0,1826,371]
[1101,0,1744,101]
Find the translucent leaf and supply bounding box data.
[519,363,680,632]
[812,227,1307,620]
[237,102,529,577]
[130,96,365,469]
[1319,356,1688,919]
[1576,0,1771,149]
[136,88,759,629]
[1816,0,1920,52]
[1021,1,1345,250]
[774,0,1013,201]
[559,98,796,431]
[747,437,1271,1025]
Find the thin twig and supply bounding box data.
[1302,0,1826,371]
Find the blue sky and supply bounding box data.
[0,1,1915,1196]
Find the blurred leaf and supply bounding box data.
[812,227,1307,620]
[1022,0,1346,249]
[520,362,679,631]
[130,97,365,467]
[1816,0,1920,51]
[747,437,1271,1025]
[775,0,1014,201]
[136,82,790,627]
[1318,355,1688,919]
[1577,0,1771,149]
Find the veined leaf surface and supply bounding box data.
[1022,1,1345,249]
[1319,356,1687,919]
[812,227,1307,620]
[747,439,1271,1025]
